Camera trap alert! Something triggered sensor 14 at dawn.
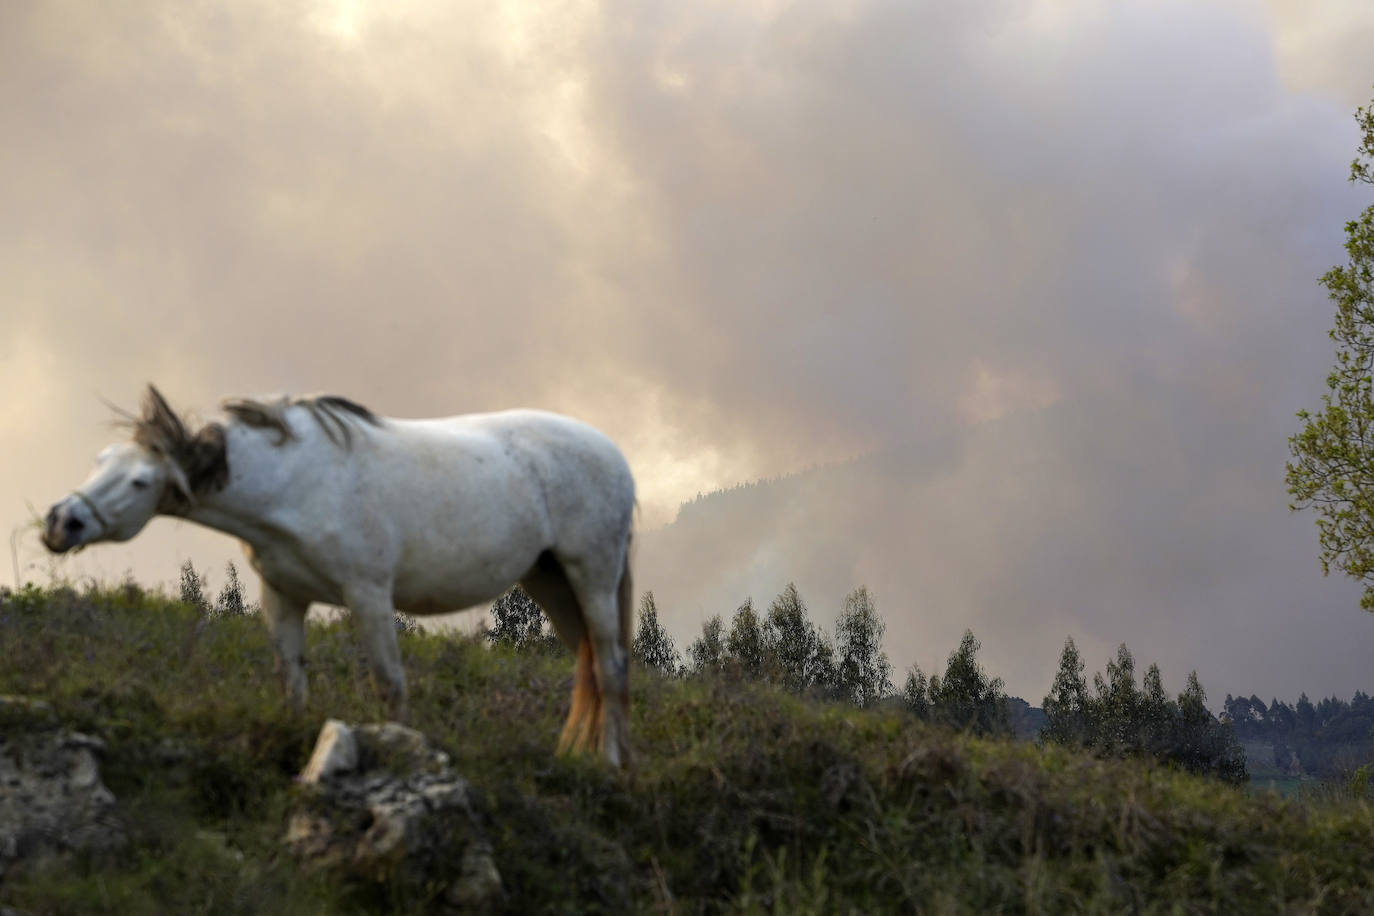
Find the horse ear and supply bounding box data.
[144,385,174,424]
[142,384,190,451]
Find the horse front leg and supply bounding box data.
[344,583,408,723]
[261,583,309,713]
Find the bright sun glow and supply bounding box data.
[310,0,367,44]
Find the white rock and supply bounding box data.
[286,719,499,905]
[298,719,358,784]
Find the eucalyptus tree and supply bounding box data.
[1288,93,1374,609]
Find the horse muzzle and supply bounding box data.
[42,502,88,554]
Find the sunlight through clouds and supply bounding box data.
[308,0,368,45]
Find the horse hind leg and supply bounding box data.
[558,552,632,768]
[588,594,630,768]
[521,553,601,756]
[520,551,587,651]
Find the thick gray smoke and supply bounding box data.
[3,0,1374,702]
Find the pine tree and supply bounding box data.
[902,665,931,718]
[487,585,544,649]
[1139,663,1174,754]
[1041,637,1089,745]
[927,629,1007,735]
[178,559,208,614]
[215,560,249,617]
[1267,698,1296,736]
[834,586,892,707]
[633,591,679,675]
[1173,671,1247,784]
[763,583,823,694]
[1296,692,1317,736]
[687,614,726,674]
[726,598,766,678]
[810,631,838,698]
[1092,644,1140,755]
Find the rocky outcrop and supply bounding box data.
[0,696,125,876]
[285,719,502,910]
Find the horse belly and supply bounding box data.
[389,575,519,616]
[383,462,549,615]
[246,546,345,606]
[389,541,540,616]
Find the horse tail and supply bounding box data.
[555,528,634,763]
[613,529,634,767]
[618,530,634,655]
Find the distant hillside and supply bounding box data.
[638,455,890,641]
[5,584,1374,913]
[635,442,1058,701]
[669,457,869,527]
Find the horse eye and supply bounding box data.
[131,478,151,491]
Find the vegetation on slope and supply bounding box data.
[3,584,1374,914]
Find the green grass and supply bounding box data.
[3,584,1374,914]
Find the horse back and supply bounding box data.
[365,410,634,610]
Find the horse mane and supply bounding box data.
[128,386,230,507]
[125,386,379,510]
[222,393,380,449]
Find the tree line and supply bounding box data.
[173,558,1251,785]
[1223,690,1374,779]
[1042,639,1247,784]
[488,580,1250,783]
[489,581,897,709]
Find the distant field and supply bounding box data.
[1240,740,1336,798]
[4,584,1374,914]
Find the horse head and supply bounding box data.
[42,385,227,553]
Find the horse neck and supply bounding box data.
[182,425,307,545]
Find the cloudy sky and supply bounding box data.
[4,0,1374,705]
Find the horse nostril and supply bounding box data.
[64,516,85,534]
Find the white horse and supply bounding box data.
[43,386,636,767]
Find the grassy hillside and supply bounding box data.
[3,584,1374,914]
